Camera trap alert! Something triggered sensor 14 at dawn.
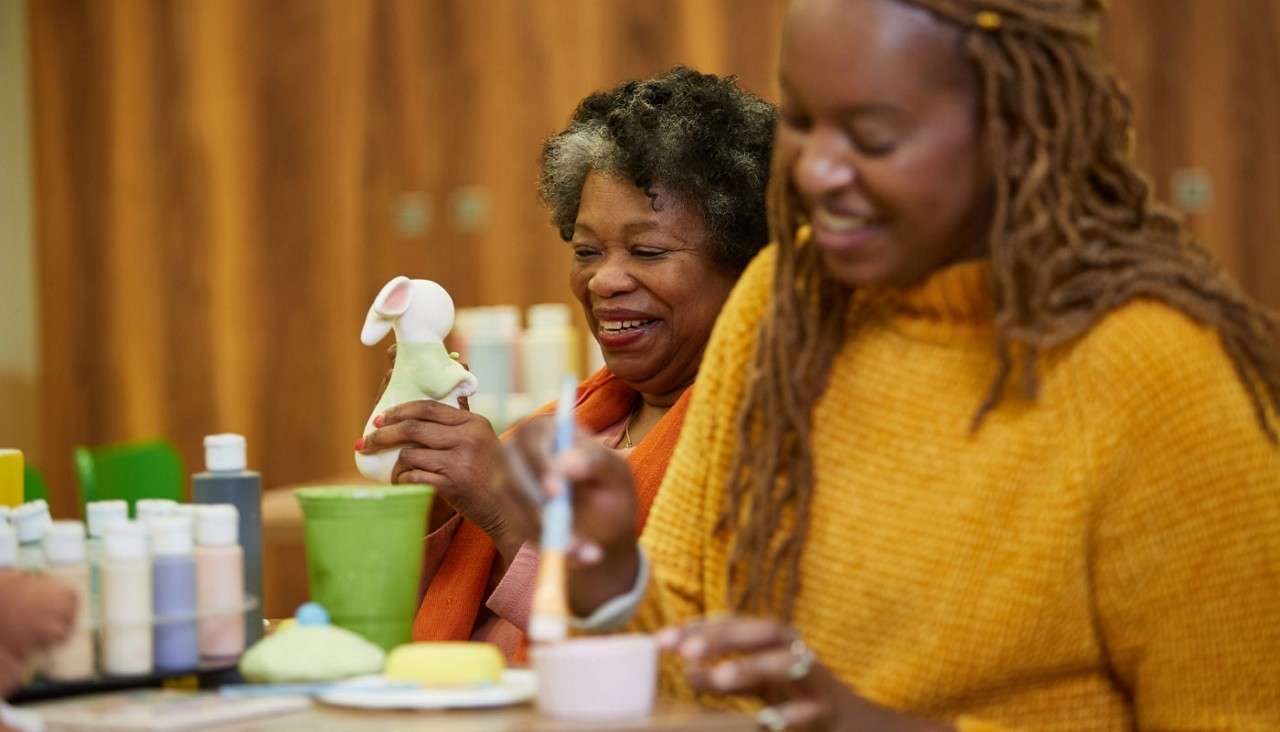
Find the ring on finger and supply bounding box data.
[786,638,816,681]
[757,706,788,731]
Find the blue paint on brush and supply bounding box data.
[539,377,577,552]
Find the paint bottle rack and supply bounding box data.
[11,594,259,702]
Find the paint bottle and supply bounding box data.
[0,521,16,569]
[521,303,581,406]
[194,504,245,661]
[0,505,12,527]
[585,333,606,376]
[150,515,198,673]
[42,521,94,681]
[192,434,262,646]
[172,503,197,525]
[13,500,51,571]
[86,500,128,604]
[0,448,22,508]
[100,520,152,676]
[459,306,520,427]
[135,498,178,527]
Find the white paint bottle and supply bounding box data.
[86,500,128,604]
[194,504,245,661]
[13,500,51,571]
[135,498,178,529]
[0,521,16,569]
[43,521,95,681]
[100,520,153,676]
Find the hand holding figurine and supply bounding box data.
[358,399,512,543]
[659,616,950,732]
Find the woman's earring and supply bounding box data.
[795,223,813,246]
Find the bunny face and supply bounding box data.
[403,280,456,342]
[360,276,456,345]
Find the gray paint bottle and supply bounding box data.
[192,434,262,646]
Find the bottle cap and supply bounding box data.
[149,515,194,556]
[527,303,572,329]
[104,521,148,561]
[195,504,238,546]
[135,499,178,526]
[0,523,17,567]
[86,500,129,538]
[460,305,520,338]
[204,434,247,472]
[43,520,87,565]
[13,500,52,544]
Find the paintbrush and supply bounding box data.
[528,376,578,643]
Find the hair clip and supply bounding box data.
[976,10,1003,30]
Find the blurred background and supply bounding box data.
[1,0,1277,517]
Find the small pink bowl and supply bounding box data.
[531,633,658,721]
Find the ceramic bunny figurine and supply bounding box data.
[355,276,479,483]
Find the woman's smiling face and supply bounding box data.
[778,0,994,288]
[569,171,738,401]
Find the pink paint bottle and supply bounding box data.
[195,504,244,661]
[42,521,95,681]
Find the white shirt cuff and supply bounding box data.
[570,547,649,632]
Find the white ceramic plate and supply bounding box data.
[317,670,537,710]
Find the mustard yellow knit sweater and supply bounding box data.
[634,246,1280,731]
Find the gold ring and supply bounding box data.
[786,638,816,681]
[757,706,788,731]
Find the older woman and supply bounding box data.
[506,1,1280,730]
[356,67,775,660]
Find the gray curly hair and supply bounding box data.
[539,66,777,271]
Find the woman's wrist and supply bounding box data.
[491,524,526,571]
[426,501,457,533]
[569,539,641,616]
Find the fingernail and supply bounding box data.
[679,637,707,660]
[575,542,603,564]
[656,627,680,649]
[354,437,366,451]
[710,662,738,689]
[373,414,385,427]
[542,475,564,498]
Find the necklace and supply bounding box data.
[623,402,639,448]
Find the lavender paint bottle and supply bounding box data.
[150,515,199,673]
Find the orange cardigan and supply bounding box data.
[411,368,693,660]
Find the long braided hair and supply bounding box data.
[720,0,1280,618]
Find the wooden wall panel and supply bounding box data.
[1102,0,1280,306]
[28,0,787,515]
[28,1,1277,516]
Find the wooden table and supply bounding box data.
[29,696,754,731]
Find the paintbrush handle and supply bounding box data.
[529,548,570,642]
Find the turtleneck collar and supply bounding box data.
[859,259,996,341]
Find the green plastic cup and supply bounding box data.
[295,485,433,650]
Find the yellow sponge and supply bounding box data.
[384,642,505,687]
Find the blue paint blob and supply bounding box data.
[296,602,330,626]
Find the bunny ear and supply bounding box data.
[360,276,412,346]
[373,276,414,317]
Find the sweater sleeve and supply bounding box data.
[484,541,538,631]
[629,246,777,696]
[418,513,463,594]
[1077,304,1280,730]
